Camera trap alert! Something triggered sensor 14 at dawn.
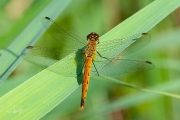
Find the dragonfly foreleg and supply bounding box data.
[97,51,110,60]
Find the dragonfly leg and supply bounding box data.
[92,60,99,76]
[97,40,99,44]
[97,51,110,60]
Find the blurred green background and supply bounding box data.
[0,0,180,120]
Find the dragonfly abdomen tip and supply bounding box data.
[79,99,85,110]
[79,106,84,110]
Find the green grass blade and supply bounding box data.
[0,0,71,83]
[0,0,180,119]
[76,76,180,119]
[97,76,180,99]
[101,0,180,41]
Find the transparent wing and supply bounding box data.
[97,33,150,58]
[24,17,153,78]
[24,46,62,68]
[41,17,86,49]
[92,58,154,76]
[24,46,84,77]
[24,47,154,77]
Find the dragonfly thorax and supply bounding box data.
[85,41,97,58]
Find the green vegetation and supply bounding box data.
[0,0,180,119]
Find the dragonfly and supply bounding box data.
[24,16,154,110]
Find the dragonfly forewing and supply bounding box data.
[119,33,151,56]
[41,17,86,49]
[96,33,150,58]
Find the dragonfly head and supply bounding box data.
[87,32,99,42]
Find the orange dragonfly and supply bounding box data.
[24,17,154,110]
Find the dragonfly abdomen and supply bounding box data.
[80,57,93,110]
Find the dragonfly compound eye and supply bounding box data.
[87,32,99,41]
